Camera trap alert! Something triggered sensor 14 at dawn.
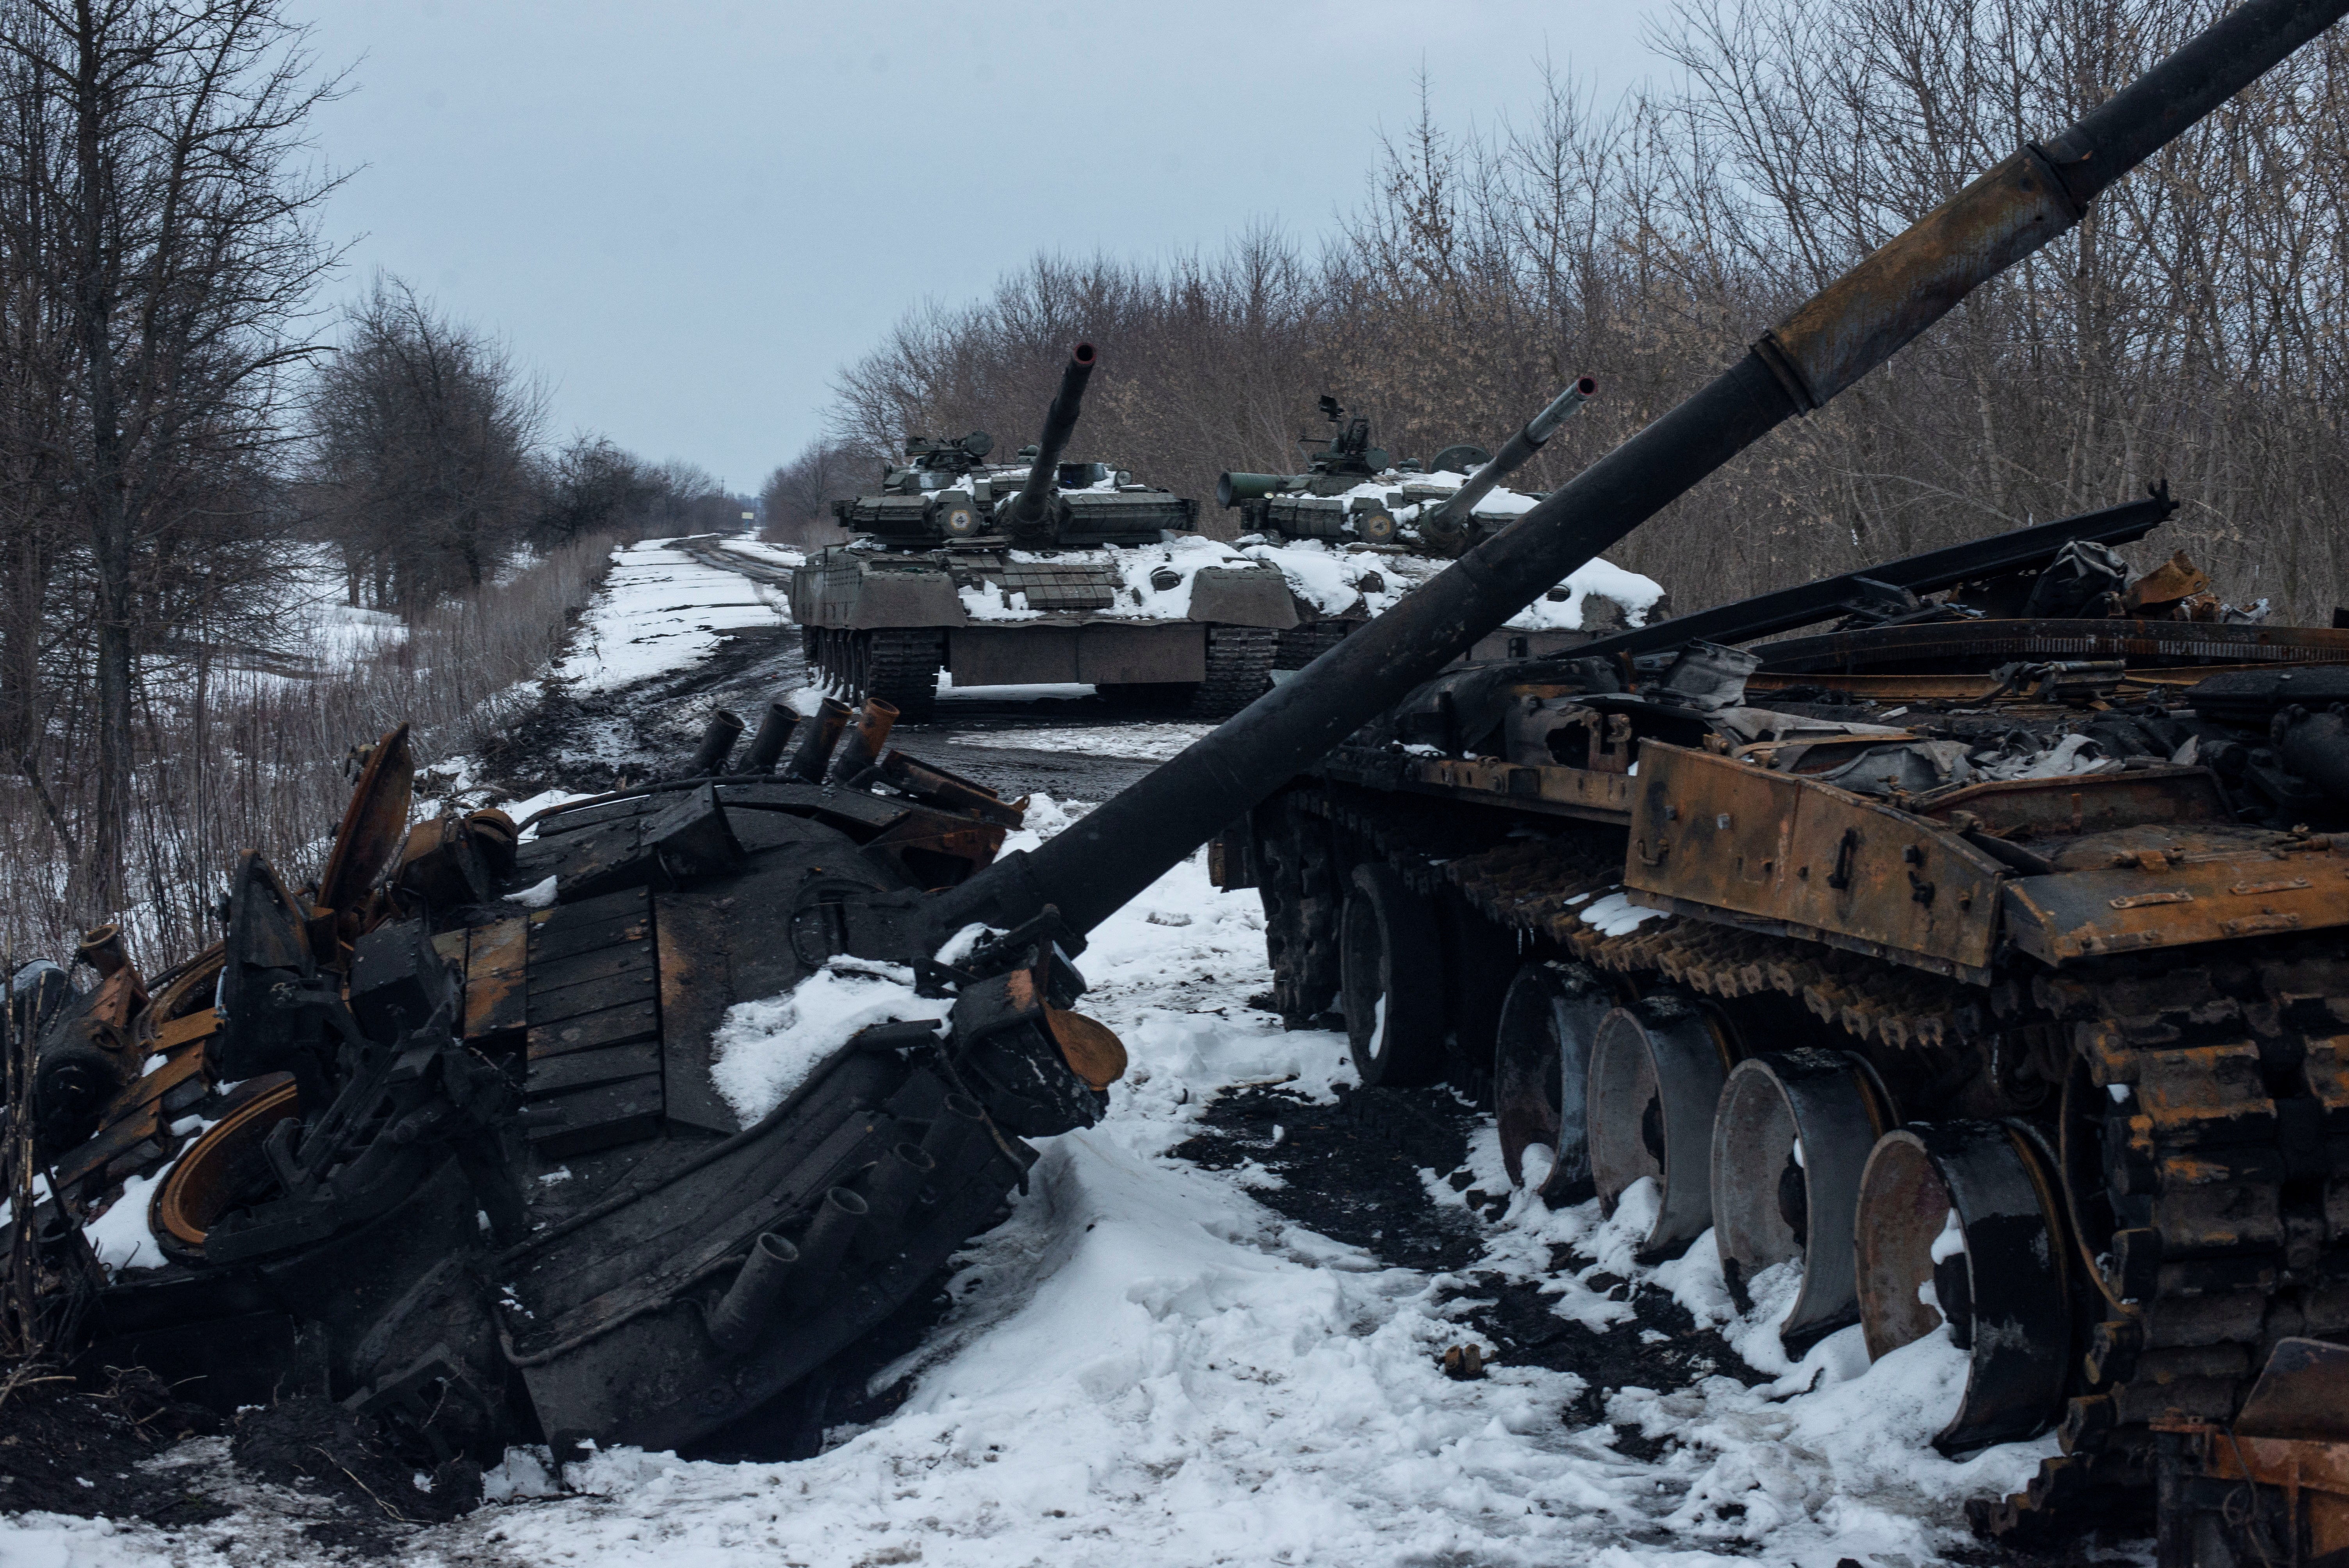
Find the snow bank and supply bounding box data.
[554,538,788,692]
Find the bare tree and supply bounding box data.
[302,275,545,612]
[820,0,2349,618]
[0,0,346,909]
[758,439,864,547]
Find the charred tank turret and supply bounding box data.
[795,344,1292,720]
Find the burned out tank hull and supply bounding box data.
[1212,518,2349,1539]
[23,717,1117,1468]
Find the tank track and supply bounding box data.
[1276,779,2349,1541]
[1273,621,1351,671]
[862,629,944,723]
[810,627,943,723]
[1189,626,1276,720]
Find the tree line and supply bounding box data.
[0,0,734,937]
[793,0,2349,628]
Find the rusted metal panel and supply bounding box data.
[317,723,414,913]
[1625,744,2006,976]
[463,918,527,1041]
[1919,769,2228,837]
[151,1008,218,1054]
[866,816,1011,887]
[1748,665,2310,702]
[1759,617,2349,675]
[2001,841,2349,963]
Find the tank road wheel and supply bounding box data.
[859,629,943,723]
[1587,994,1735,1261]
[1956,939,2349,1541]
[1187,626,1276,720]
[1710,1049,1897,1353]
[1854,1121,2072,1456]
[1338,862,1446,1086]
[1493,962,1612,1204]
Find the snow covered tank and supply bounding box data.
[1217,381,1660,668]
[791,343,1296,721]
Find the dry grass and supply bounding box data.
[0,533,619,972]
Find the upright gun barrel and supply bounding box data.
[1420,376,1598,539]
[933,0,2349,942]
[998,342,1098,536]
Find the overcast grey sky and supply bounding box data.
[298,2,1660,492]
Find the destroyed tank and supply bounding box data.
[8,699,1116,1471]
[1216,486,2349,1544]
[791,343,1295,720]
[6,0,2344,1551]
[1215,380,1653,669]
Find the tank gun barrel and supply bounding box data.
[1577,486,2178,664]
[1421,376,1598,536]
[932,0,2349,942]
[999,343,1097,533]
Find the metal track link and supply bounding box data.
[1190,627,1276,720]
[1985,936,2349,1539]
[862,629,944,723]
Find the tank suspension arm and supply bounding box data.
[1420,376,1598,538]
[998,343,1097,534]
[931,0,2349,943]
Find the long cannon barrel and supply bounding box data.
[1577,486,2178,663]
[1420,376,1599,538]
[931,0,2349,943]
[999,342,1097,533]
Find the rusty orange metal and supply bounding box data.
[1919,769,2228,838]
[1999,836,2349,963]
[463,918,528,1041]
[151,1076,300,1257]
[1046,1009,1127,1090]
[1761,150,2079,408]
[319,724,415,914]
[1624,743,2009,981]
[1404,756,1636,824]
[867,815,1010,886]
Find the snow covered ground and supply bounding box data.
[11,804,2048,1567]
[554,540,788,692]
